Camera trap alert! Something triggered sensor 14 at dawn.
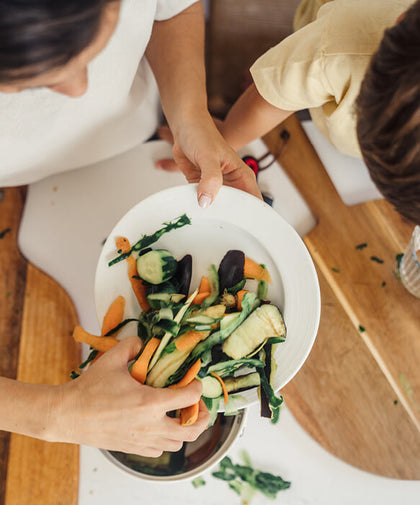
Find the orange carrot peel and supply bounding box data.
[211,371,229,404]
[72,326,119,352]
[169,359,202,389]
[180,403,200,426]
[131,337,160,384]
[115,236,150,313]
[236,289,249,310]
[175,330,207,352]
[244,257,272,283]
[101,295,126,336]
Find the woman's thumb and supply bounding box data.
[197,159,223,208]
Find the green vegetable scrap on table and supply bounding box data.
[355,243,368,250]
[191,476,206,488]
[370,256,384,264]
[211,451,291,503]
[393,253,404,281]
[0,227,11,239]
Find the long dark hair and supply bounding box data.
[356,0,420,224]
[0,0,116,82]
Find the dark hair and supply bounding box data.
[0,0,116,82]
[356,0,420,224]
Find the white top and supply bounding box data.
[0,0,197,187]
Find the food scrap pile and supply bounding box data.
[71,214,286,425]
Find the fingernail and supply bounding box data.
[198,193,212,209]
[155,161,162,169]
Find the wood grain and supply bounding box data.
[0,187,27,504]
[264,116,420,478]
[283,265,420,478]
[0,188,80,505]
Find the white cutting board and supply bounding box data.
[18,135,418,505]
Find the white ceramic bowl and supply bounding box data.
[95,184,321,411]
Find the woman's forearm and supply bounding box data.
[0,377,58,441]
[145,1,209,134]
[222,84,295,151]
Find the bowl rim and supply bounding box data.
[95,184,321,410]
[100,409,247,482]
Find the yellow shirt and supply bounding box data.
[250,0,412,158]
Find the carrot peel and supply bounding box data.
[244,257,272,284]
[181,402,200,426]
[175,331,206,352]
[236,289,249,310]
[131,337,160,384]
[116,235,150,313]
[198,276,211,293]
[192,291,210,305]
[169,359,202,388]
[101,295,125,336]
[211,372,229,404]
[72,326,119,352]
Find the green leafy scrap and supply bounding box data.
[370,256,384,264]
[191,476,206,488]
[212,452,291,502]
[0,228,11,239]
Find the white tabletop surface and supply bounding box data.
[18,124,419,504]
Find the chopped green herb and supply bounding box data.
[370,256,384,264]
[393,399,398,405]
[0,227,11,239]
[381,281,386,287]
[212,453,291,502]
[355,243,368,250]
[332,267,340,273]
[191,476,206,488]
[393,268,401,281]
[69,370,80,380]
[358,325,366,333]
[6,292,11,297]
[396,253,404,268]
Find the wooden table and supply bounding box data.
[0,186,80,505]
[0,115,419,505]
[265,116,420,479]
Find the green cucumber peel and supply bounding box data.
[104,318,139,336]
[166,292,260,385]
[108,214,191,266]
[202,264,219,308]
[148,289,198,372]
[207,358,265,377]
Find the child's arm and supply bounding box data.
[221,84,296,151]
[146,2,261,205]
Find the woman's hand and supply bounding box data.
[156,113,262,207]
[52,337,209,457]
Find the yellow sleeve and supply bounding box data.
[250,14,334,111]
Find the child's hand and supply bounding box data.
[155,113,262,207]
[52,337,209,457]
